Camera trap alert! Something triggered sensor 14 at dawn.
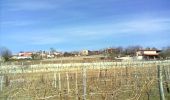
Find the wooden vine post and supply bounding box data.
[58,72,61,99]
[163,66,170,93]
[75,71,79,100]
[54,73,57,88]
[66,72,70,94]
[0,76,4,91]
[83,64,87,100]
[157,65,165,100]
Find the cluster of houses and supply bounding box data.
[10,48,161,61]
[81,49,162,61]
[11,50,102,60]
[12,51,62,60]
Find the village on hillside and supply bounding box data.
[1,46,170,63]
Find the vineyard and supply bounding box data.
[0,61,170,100]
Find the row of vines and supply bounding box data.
[0,62,170,100]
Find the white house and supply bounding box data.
[136,50,161,60]
[17,52,33,59]
[80,50,90,56]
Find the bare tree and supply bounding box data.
[50,48,56,54]
[124,45,142,56]
[160,46,170,59]
[0,47,12,62]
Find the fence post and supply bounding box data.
[83,64,87,100]
[163,66,170,93]
[157,65,165,100]
[121,65,123,85]
[58,72,62,99]
[126,65,128,85]
[0,76,4,91]
[66,72,70,94]
[168,67,170,80]
[75,71,78,100]
[58,73,61,91]
[54,73,56,88]
[5,75,9,87]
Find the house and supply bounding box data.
[104,48,114,54]
[53,52,63,57]
[80,50,90,56]
[70,51,79,56]
[47,54,55,58]
[90,50,102,55]
[136,50,161,60]
[18,52,33,59]
[103,48,121,55]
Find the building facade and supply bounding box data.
[136,50,161,60]
[18,52,33,59]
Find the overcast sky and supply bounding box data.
[0,0,170,53]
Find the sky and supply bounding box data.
[0,0,170,53]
